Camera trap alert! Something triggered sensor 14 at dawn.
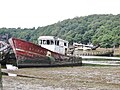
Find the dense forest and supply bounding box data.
[0,14,120,48]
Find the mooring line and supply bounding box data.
[2,71,58,80]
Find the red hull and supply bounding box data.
[8,38,82,67]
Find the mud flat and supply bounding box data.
[2,66,120,90]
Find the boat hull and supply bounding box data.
[8,38,82,67]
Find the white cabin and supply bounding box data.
[38,36,68,55]
[73,42,93,51]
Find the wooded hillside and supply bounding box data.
[0,14,120,48]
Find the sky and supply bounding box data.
[0,0,120,28]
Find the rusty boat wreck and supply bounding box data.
[0,36,82,67]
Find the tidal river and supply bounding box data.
[82,56,120,66]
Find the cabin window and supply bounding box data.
[41,40,54,45]
[47,40,50,45]
[39,40,42,44]
[55,40,59,46]
[57,41,59,45]
[64,42,67,46]
[43,40,47,44]
[51,40,54,45]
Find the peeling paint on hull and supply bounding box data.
[8,38,82,67]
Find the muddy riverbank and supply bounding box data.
[2,66,120,90]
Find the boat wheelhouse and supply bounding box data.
[38,36,68,55]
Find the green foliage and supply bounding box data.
[0,14,120,48]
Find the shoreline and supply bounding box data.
[2,66,120,90]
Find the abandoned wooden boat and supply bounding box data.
[73,42,99,51]
[6,36,82,67]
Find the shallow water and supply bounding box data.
[82,56,120,66]
[81,56,120,60]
